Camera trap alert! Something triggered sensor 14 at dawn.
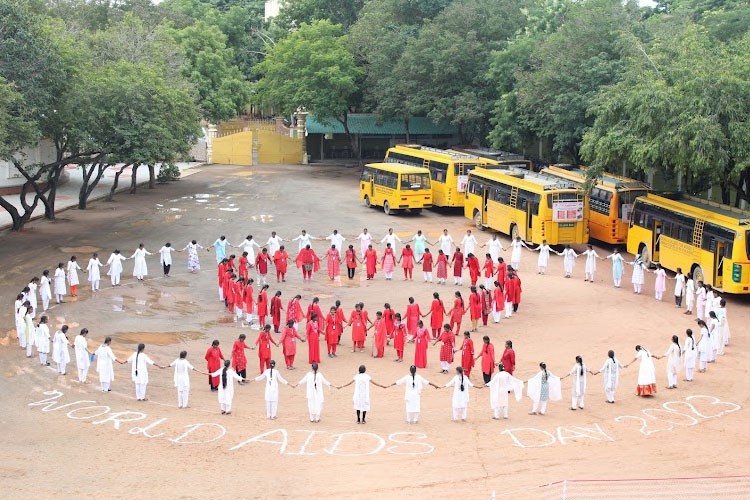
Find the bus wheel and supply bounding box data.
[638,243,651,267]
[364,196,371,208]
[511,224,520,240]
[473,210,484,230]
[692,265,704,285]
[384,201,393,215]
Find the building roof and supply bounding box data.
[306,114,458,135]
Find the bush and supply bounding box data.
[157,163,181,182]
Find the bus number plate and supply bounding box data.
[559,223,575,228]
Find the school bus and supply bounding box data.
[384,145,500,208]
[464,167,589,245]
[627,193,750,293]
[359,163,432,215]
[541,165,651,244]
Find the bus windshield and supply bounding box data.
[400,173,430,190]
[619,189,648,220]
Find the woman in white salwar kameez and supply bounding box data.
[485,234,505,264]
[86,253,103,293]
[443,366,477,422]
[170,351,199,408]
[27,278,38,315]
[53,263,66,303]
[626,345,658,396]
[95,337,122,392]
[562,356,591,410]
[23,306,35,357]
[339,365,387,424]
[52,325,71,375]
[684,273,695,314]
[128,343,163,401]
[509,237,528,270]
[487,363,523,419]
[211,360,245,414]
[683,329,696,381]
[707,311,720,362]
[695,281,707,319]
[297,363,332,422]
[159,243,175,277]
[593,350,624,403]
[181,240,204,273]
[532,240,552,274]
[558,245,578,278]
[527,362,562,415]
[74,328,91,383]
[106,250,127,286]
[14,294,25,348]
[716,298,730,351]
[628,258,647,294]
[696,319,711,372]
[39,270,52,312]
[35,316,51,366]
[582,245,602,282]
[130,244,152,281]
[66,256,83,297]
[392,365,438,424]
[438,229,454,258]
[253,360,289,419]
[663,335,681,389]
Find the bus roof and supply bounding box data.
[544,165,652,191]
[389,145,484,162]
[472,167,580,192]
[639,193,750,226]
[364,162,431,175]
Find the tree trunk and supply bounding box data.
[107,164,129,201]
[148,164,156,189]
[735,168,749,208]
[129,164,140,194]
[78,155,108,209]
[0,195,23,231]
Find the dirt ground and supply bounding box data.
[1,164,748,499]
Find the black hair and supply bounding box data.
[179,350,187,359]
[222,359,230,388]
[135,343,145,376]
[410,365,416,388]
[358,365,366,374]
[575,355,583,376]
[457,366,465,391]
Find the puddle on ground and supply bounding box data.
[112,331,204,346]
[194,193,218,199]
[250,215,273,222]
[219,207,239,212]
[230,172,254,177]
[59,246,101,253]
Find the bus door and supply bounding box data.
[481,187,489,225]
[653,220,662,262]
[714,241,725,288]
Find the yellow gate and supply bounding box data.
[256,129,303,164]
[212,131,253,166]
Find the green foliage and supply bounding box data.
[157,163,182,182]
[278,0,365,30]
[0,78,36,158]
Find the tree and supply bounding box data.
[277,0,365,30]
[254,20,363,156]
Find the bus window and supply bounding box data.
[400,173,430,190]
[361,168,373,182]
[430,161,448,182]
[590,187,611,215]
[619,189,648,219]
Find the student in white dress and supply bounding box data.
[130,243,152,281]
[52,325,71,375]
[67,256,83,297]
[128,343,165,401]
[486,363,523,419]
[707,311,720,362]
[484,234,505,264]
[170,351,201,408]
[593,350,624,403]
[527,362,562,415]
[460,230,478,256]
[74,328,92,383]
[695,281,707,319]
[673,268,686,308]
[35,315,51,366]
[53,263,66,303]
[381,228,402,253]
[211,359,245,414]
[663,335,681,389]
[438,229,454,258]
[236,235,262,262]
[339,365,387,424]
[683,329,696,381]
[296,363,332,422]
[532,240,553,274]
[325,230,346,253]
[14,294,25,348]
[509,236,529,270]
[95,337,124,392]
[86,253,103,292]
[684,273,695,314]
[562,356,591,410]
[626,345,658,396]
[293,229,318,251]
[356,228,374,258]
[254,360,290,419]
[391,365,439,424]
[716,298,731,351]
[39,270,52,312]
[628,257,648,294]
[582,245,602,282]
[106,250,127,286]
[557,245,579,278]
[158,243,175,277]
[442,366,478,422]
[696,319,711,372]
[27,277,39,315]
[22,306,35,357]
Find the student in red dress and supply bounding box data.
[405,297,422,336]
[306,297,325,333]
[324,307,339,357]
[433,324,455,373]
[482,253,495,289]
[451,248,465,285]
[496,257,508,288]
[252,325,278,374]
[204,339,224,391]
[413,320,430,368]
[428,292,446,339]
[479,284,492,327]
[370,311,387,358]
[448,291,466,335]
[468,286,482,332]
[399,244,415,280]
[226,254,236,272]
[270,291,283,333]
[492,281,505,323]
[457,331,475,377]
[501,340,516,375]
[348,304,368,352]
[419,247,434,282]
[476,335,495,384]
[232,278,245,322]
[238,252,249,280]
[466,253,480,287]
[223,271,235,311]
[256,284,269,327]
[364,245,378,280]
[391,313,407,362]
[243,278,255,325]
[296,244,321,281]
[334,300,346,345]
[286,294,303,328]
[324,245,341,280]
[217,258,229,302]
[436,249,448,284]
[345,244,360,280]
[383,304,395,338]
[231,333,250,382]
[255,248,271,285]
[279,320,304,369]
[273,245,289,282]
[306,314,321,364]
[509,271,522,313]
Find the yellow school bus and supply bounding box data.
[464,167,589,245]
[541,165,651,244]
[384,145,498,208]
[627,193,750,293]
[359,163,432,215]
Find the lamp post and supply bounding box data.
[294,106,309,165]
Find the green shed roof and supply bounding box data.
[306,114,457,135]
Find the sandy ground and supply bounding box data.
[1,164,748,499]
